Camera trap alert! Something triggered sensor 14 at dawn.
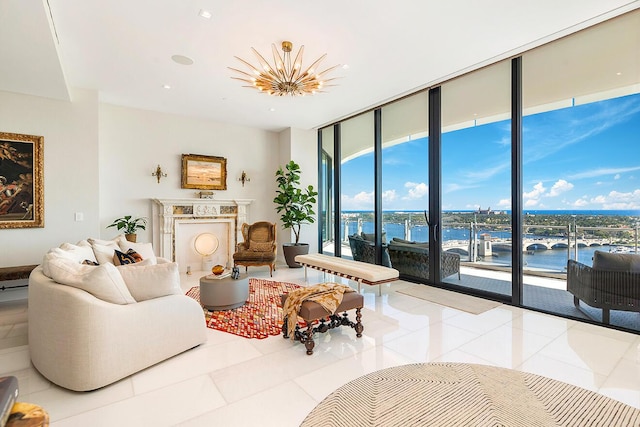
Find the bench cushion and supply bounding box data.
[295,253,398,284]
[281,291,364,321]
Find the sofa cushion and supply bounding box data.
[391,237,415,245]
[46,258,135,304]
[361,232,387,244]
[117,262,182,302]
[88,235,127,246]
[92,242,120,265]
[118,241,157,264]
[58,242,97,264]
[592,250,640,273]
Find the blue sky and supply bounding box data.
[340,93,640,211]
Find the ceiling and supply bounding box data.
[1,0,639,132]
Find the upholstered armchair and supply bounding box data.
[233,221,277,276]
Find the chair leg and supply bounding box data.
[304,323,315,355]
[269,264,273,277]
[573,296,580,308]
[603,309,610,324]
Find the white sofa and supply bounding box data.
[28,236,207,391]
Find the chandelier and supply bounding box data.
[229,40,339,96]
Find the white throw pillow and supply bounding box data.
[118,241,157,264]
[59,242,98,264]
[88,234,127,246]
[91,242,120,265]
[117,262,181,302]
[47,258,135,304]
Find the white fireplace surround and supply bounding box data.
[151,198,253,273]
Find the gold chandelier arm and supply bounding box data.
[299,53,327,78]
[290,45,305,80]
[270,43,288,81]
[232,56,263,76]
[228,67,258,79]
[250,48,280,78]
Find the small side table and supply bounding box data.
[7,402,49,427]
[199,273,249,310]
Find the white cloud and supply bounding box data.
[573,198,588,207]
[525,199,539,207]
[614,174,621,180]
[547,179,574,197]
[523,182,546,199]
[382,190,397,203]
[497,198,510,207]
[353,191,373,203]
[341,191,374,210]
[569,165,640,180]
[404,182,428,199]
[589,189,640,209]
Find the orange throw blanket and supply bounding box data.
[282,282,354,340]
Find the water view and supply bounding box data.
[339,210,640,273]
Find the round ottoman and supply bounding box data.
[199,274,249,310]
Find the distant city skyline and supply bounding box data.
[340,93,640,212]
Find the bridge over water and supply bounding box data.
[442,237,613,255]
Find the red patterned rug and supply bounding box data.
[186,278,302,339]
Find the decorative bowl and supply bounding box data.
[211,265,225,275]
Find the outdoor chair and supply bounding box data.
[567,250,640,324]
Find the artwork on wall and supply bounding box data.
[181,154,227,191]
[0,132,44,229]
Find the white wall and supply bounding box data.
[275,127,319,255]
[0,90,319,269]
[0,89,100,267]
[98,104,281,244]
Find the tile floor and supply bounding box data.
[1,266,640,426]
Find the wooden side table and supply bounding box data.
[7,402,49,427]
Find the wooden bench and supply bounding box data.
[294,253,399,296]
[281,291,364,355]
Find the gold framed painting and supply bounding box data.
[0,132,44,229]
[181,154,227,190]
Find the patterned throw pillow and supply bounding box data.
[113,249,144,265]
[82,259,100,266]
[249,240,273,252]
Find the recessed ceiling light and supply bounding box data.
[342,64,350,70]
[171,55,194,65]
[163,84,171,89]
[269,108,276,112]
[616,72,622,76]
[199,9,212,19]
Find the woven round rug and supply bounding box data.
[186,278,301,339]
[302,362,640,426]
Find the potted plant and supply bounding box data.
[107,215,147,242]
[274,160,318,267]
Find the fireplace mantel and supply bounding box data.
[151,198,253,266]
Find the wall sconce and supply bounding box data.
[152,164,167,183]
[238,170,250,187]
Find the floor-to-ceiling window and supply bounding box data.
[441,61,513,297]
[320,127,335,255]
[521,10,640,328]
[340,112,375,258]
[316,9,640,332]
[381,92,429,277]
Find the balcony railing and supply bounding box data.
[333,213,639,275]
